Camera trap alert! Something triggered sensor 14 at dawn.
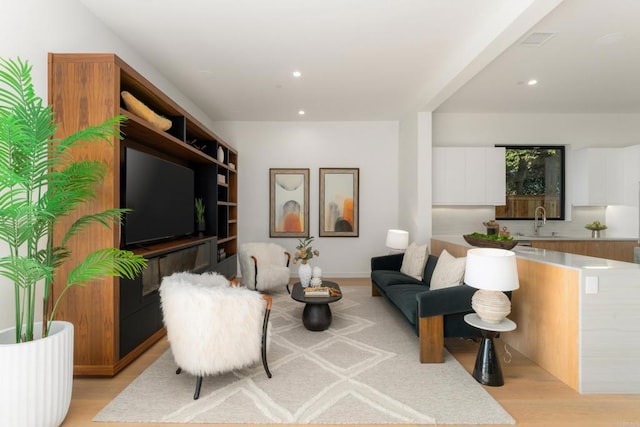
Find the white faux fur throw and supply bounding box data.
[159,272,267,376]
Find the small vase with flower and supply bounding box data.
[293,236,320,287]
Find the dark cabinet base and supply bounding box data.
[120,238,217,358]
[215,254,237,278]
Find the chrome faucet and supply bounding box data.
[534,206,547,235]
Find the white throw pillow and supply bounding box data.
[430,249,466,290]
[400,242,428,280]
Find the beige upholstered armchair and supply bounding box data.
[159,271,272,400]
[238,242,291,293]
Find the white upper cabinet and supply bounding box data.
[572,148,624,206]
[433,147,505,205]
[622,145,640,207]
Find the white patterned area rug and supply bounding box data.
[94,285,515,424]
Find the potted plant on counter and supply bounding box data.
[0,57,147,427]
[585,221,607,239]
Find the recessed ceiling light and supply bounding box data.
[298,110,305,115]
[527,79,538,86]
[293,70,302,78]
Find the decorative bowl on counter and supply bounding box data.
[463,233,518,250]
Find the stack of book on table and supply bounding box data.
[303,286,332,297]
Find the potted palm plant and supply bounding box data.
[0,57,147,426]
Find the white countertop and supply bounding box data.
[432,235,640,271]
[513,234,637,241]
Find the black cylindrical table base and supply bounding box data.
[302,303,332,331]
[473,330,504,386]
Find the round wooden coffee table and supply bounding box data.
[290,281,342,331]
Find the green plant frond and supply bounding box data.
[41,161,108,217]
[0,57,37,111]
[65,248,147,288]
[0,119,56,194]
[0,189,28,210]
[1,57,143,342]
[52,115,125,160]
[0,203,51,247]
[62,208,128,246]
[48,160,108,191]
[37,246,70,269]
[0,255,52,287]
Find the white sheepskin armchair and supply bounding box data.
[159,271,272,399]
[239,242,291,293]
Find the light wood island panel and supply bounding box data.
[508,258,579,390]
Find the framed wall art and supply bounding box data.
[269,168,310,237]
[319,168,359,237]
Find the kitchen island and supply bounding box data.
[432,235,640,394]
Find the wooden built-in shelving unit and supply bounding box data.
[48,53,238,375]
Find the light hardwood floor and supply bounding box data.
[62,280,640,427]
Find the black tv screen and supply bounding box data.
[123,147,195,246]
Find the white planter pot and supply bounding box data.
[0,321,74,427]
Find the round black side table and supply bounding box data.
[290,281,342,331]
[464,313,516,386]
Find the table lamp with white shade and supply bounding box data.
[385,229,409,253]
[464,248,519,324]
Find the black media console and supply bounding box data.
[119,238,217,357]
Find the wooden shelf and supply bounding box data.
[48,52,239,376]
[128,235,217,258]
[120,109,218,164]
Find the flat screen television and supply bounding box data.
[123,147,195,246]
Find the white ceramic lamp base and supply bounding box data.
[471,289,511,324]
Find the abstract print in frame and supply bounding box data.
[319,168,359,237]
[269,168,310,237]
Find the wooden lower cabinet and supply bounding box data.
[530,240,636,263]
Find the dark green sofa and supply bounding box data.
[371,252,481,363]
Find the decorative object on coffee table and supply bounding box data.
[292,236,319,287]
[298,264,312,287]
[310,266,322,287]
[291,281,342,331]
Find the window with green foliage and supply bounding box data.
[495,145,565,220]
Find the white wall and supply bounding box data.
[213,121,399,278]
[432,112,640,237]
[433,113,640,148]
[0,0,220,330]
[398,112,432,246]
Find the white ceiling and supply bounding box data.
[437,0,640,114]
[78,0,639,121]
